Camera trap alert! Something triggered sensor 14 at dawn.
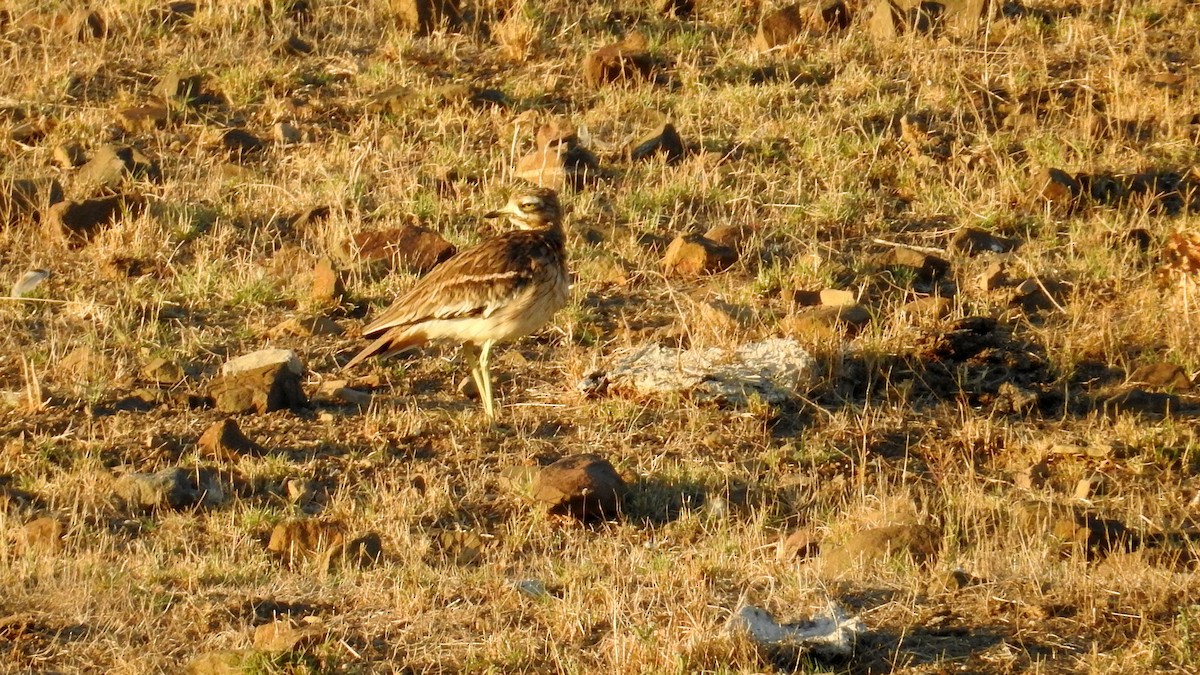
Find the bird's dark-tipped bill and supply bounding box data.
[483,210,502,218]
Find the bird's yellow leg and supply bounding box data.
[462,343,488,416]
[479,339,496,419]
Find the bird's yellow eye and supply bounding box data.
[519,200,540,212]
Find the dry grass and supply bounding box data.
[2,0,1199,672]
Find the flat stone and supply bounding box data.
[876,247,950,281]
[820,524,941,571]
[583,32,653,88]
[514,144,599,190]
[198,418,262,461]
[112,467,228,511]
[662,233,738,276]
[950,227,1018,255]
[9,269,50,298]
[338,224,456,276]
[267,518,346,566]
[819,288,856,306]
[629,122,684,163]
[1129,362,1194,391]
[210,349,307,414]
[532,454,626,521]
[115,105,169,133]
[43,194,144,247]
[76,144,160,192]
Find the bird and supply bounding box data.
[343,187,570,418]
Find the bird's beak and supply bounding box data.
[484,200,519,219]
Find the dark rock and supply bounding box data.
[43,194,145,247]
[149,1,196,27]
[1010,277,1069,313]
[950,227,1018,255]
[153,71,205,106]
[1129,363,1194,391]
[1,177,64,225]
[662,233,738,276]
[583,32,654,88]
[198,418,262,461]
[51,142,87,168]
[391,0,461,33]
[876,246,950,281]
[220,128,265,157]
[629,123,684,163]
[532,454,627,521]
[112,467,228,510]
[209,349,307,414]
[1034,167,1081,207]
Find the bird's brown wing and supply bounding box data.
[360,231,549,338]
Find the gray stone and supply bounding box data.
[210,349,307,414]
[112,467,228,510]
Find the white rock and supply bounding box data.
[221,348,304,376]
[10,269,49,298]
[727,603,864,659]
[514,579,549,599]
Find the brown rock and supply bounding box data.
[629,123,684,163]
[153,71,205,106]
[142,356,184,384]
[583,32,654,88]
[432,528,485,565]
[115,105,169,133]
[220,128,265,157]
[820,524,941,570]
[76,144,160,192]
[536,118,579,149]
[1129,362,1194,391]
[1,177,64,225]
[870,0,985,38]
[58,346,113,380]
[44,194,144,247]
[755,5,805,51]
[267,518,346,566]
[876,246,950,281]
[68,9,107,39]
[338,224,457,277]
[979,261,1008,292]
[210,349,308,414]
[391,0,461,33]
[51,142,87,169]
[662,233,738,276]
[898,296,952,322]
[366,85,416,115]
[324,532,384,570]
[1035,167,1081,206]
[532,454,627,521]
[19,516,65,553]
[309,256,344,306]
[703,224,754,252]
[8,118,52,144]
[783,304,872,337]
[112,467,228,511]
[777,527,819,561]
[949,227,1018,255]
[1010,277,1069,313]
[819,288,856,306]
[314,380,371,407]
[253,619,323,653]
[199,418,262,461]
[514,144,599,189]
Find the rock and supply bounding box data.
[324,532,384,570]
[994,381,1039,414]
[253,619,323,653]
[928,568,978,593]
[727,603,864,660]
[1,177,64,225]
[979,261,1008,292]
[142,357,184,384]
[210,349,307,414]
[1129,363,1194,391]
[153,71,205,106]
[269,315,344,338]
[660,0,694,17]
[662,233,738,276]
[273,34,313,56]
[149,1,196,27]
[514,144,599,189]
[51,142,87,168]
[337,225,456,276]
[629,123,684,163]
[187,650,251,675]
[68,9,107,39]
[755,5,805,51]
[9,269,50,298]
[532,454,627,521]
[875,246,950,281]
[366,85,416,115]
[220,128,265,157]
[315,380,371,407]
[583,32,654,88]
[898,296,952,323]
[819,288,856,306]
[949,227,1018,255]
[432,528,486,565]
[43,194,145,247]
[76,144,160,192]
[1010,277,1069,312]
[8,118,51,144]
[19,516,65,553]
[309,256,344,306]
[391,0,461,33]
[112,467,228,510]
[591,338,816,406]
[869,0,987,38]
[267,518,346,566]
[777,527,819,561]
[704,224,754,252]
[820,524,941,571]
[1034,167,1080,207]
[273,121,302,144]
[115,105,169,133]
[1103,389,1179,417]
[536,118,579,149]
[782,304,872,338]
[198,418,262,461]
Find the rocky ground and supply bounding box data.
[1,0,1199,672]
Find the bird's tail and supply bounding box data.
[341,331,426,372]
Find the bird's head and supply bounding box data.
[484,188,562,230]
